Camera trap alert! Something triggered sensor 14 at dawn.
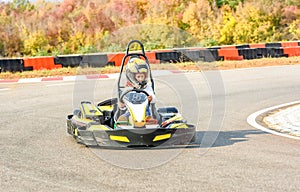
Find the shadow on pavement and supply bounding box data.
[85,130,268,150]
[190,129,268,148]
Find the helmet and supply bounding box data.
[125,57,150,89]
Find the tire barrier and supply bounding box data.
[107,53,125,66]
[181,49,221,62]
[80,54,108,68]
[258,48,288,58]
[0,41,299,73]
[0,58,23,72]
[238,48,259,60]
[265,42,282,48]
[54,55,82,68]
[155,51,181,63]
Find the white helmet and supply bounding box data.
[125,57,150,89]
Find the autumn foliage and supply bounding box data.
[0,0,299,57]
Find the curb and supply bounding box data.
[247,101,300,140]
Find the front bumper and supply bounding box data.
[76,125,196,147]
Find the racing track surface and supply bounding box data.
[1,65,300,191]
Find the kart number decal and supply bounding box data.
[125,92,147,104]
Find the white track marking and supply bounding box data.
[247,101,300,140]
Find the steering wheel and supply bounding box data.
[119,88,150,104]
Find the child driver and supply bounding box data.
[117,57,156,123]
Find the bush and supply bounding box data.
[0,0,299,57]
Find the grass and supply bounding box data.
[0,57,299,79]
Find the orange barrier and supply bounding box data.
[281,42,299,47]
[23,56,61,70]
[283,47,300,57]
[220,45,237,49]
[249,43,266,48]
[218,49,243,60]
[145,51,160,64]
[107,53,126,67]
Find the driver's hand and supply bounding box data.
[148,95,152,102]
[118,101,126,109]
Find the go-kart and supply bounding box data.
[66,40,196,147]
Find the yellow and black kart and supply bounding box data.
[66,40,196,147]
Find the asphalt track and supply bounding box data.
[1,65,300,191]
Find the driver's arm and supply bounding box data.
[144,85,156,103]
